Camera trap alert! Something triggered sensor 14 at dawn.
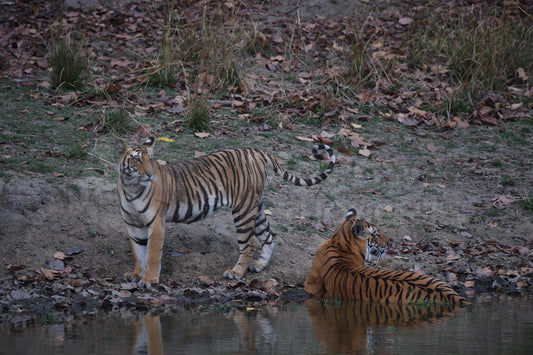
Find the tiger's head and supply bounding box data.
[331,208,389,265]
[118,136,156,185]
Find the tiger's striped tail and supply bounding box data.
[281,144,336,187]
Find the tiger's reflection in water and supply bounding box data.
[131,299,464,354]
[133,315,162,355]
[305,298,464,354]
[131,310,277,354]
[226,309,278,352]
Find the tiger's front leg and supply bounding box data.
[124,217,165,287]
[140,217,165,287]
[123,225,148,283]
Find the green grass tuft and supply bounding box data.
[50,35,86,90]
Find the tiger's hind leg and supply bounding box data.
[224,204,258,280]
[249,202,275,273]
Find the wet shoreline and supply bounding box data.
[1,273,528,327]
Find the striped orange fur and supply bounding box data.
[305,209,469,306]
[118,136,335,286]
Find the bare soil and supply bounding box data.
[1,117,532,325]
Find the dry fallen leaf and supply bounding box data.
[517,67,528,81]
[521,267,533,275]
[262,278,280,295]
[383,205,393,213]
[516,280,528,288]
[446,253,461,260]
[296,136,314,142]
[348,132,372,147]
[194,132,211,138]
[198,275,214,286]
[398,17,413,25]
[337,147,352,155]
[464,280,475,288]
[320,130,336,139]
[39,267,57,281]
[492,195,518,209]
[427,143,437,153]
[477,266,495,277]
[358,147,371,157]
[157,136,175,142]
[316,135,334,145]
[408,106,426,116]
[53,251,66,260]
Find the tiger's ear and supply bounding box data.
[143,136,155,148]
[346,208,357,220]
[143,136,155,156]
[353,220,368,240]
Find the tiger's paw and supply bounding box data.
[138,280,157,288]
[136,275,159,288]
[223,269,244,280]
[123,272,141,283]
[248,260,267,273]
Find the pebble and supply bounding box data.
[9,290,31,300]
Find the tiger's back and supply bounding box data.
[159,148,272,224]
[305,208,469,306]
[324,265,468,305]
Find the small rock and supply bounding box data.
[9,315,33,325]
[10,290,31,300]
[460,231,472,238]
[446,272,458,285]
[47,260,65,271]
[67,247,84,255]
[113,290,131,298]
[120,282,138,291]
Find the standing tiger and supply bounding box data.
[118,136,335,285]
[305,208,469,306]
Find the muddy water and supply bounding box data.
[1,294,531,354]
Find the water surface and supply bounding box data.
[1,294,531,354]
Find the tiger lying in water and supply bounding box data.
[305,209,469,306]
[118,136,335,286]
